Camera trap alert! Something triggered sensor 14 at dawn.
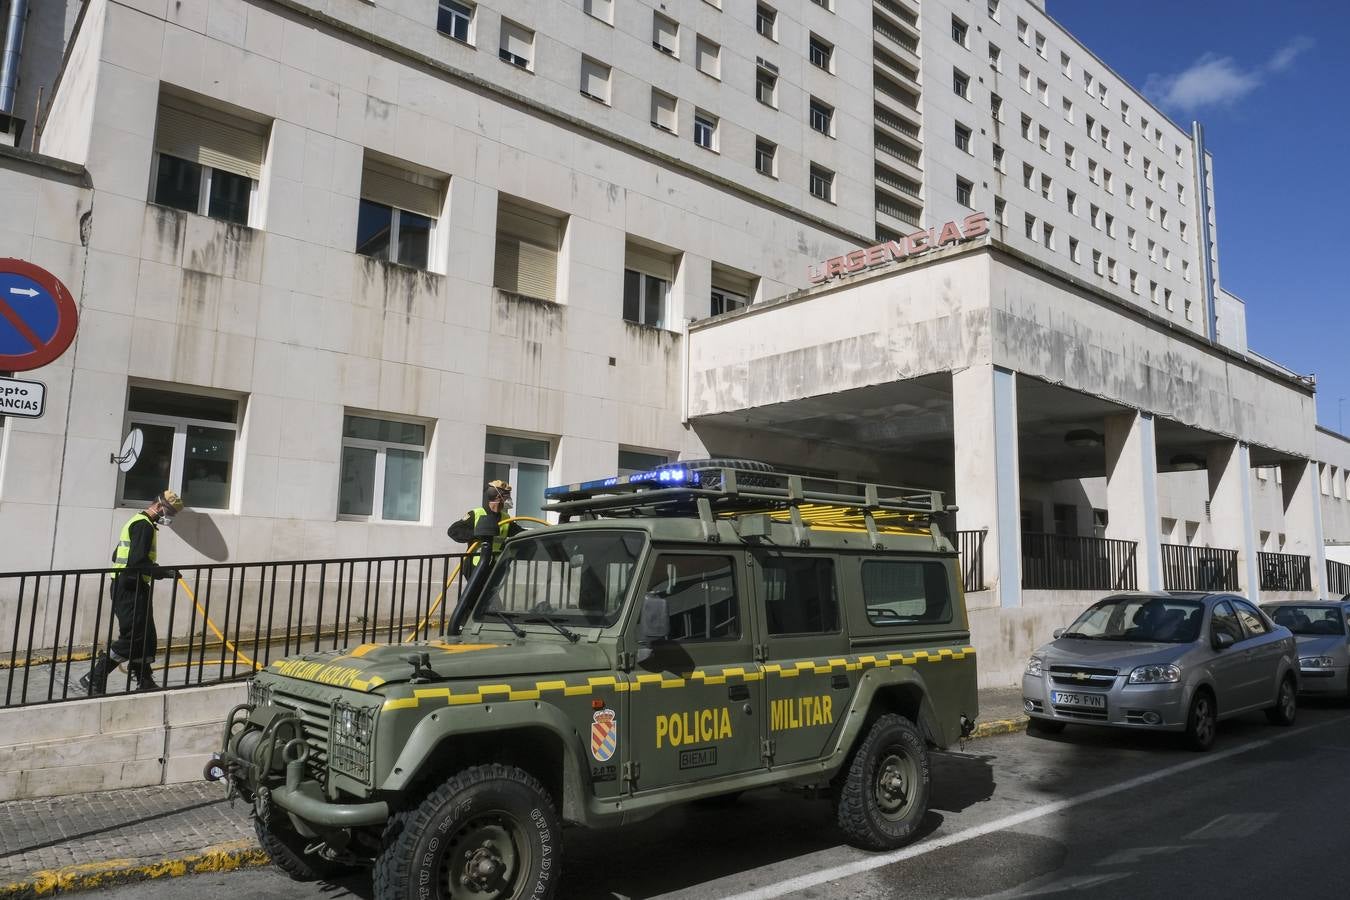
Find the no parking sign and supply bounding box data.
[0,258,79,371]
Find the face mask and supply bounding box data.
[158,512,175,527]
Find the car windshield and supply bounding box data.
[472,530,645,628]
[1263,605,1347,636]
[1063,597,1205,643]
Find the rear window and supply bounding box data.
[1264,605,1347,636]
[761,556,839,635]
[862,560,952,626]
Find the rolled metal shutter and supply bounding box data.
[494,203,560,301]
[154,96,268,180]
[625,245,676,281]
[360,157,444,218]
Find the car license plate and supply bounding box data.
[1051,690,1106,710]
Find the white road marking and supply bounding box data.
[716,718,1343,900]
[1183,811,1279,841]
[1094,845,1186,867]
[998,872,1132,897]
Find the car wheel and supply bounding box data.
[833,714,930,851]
[1027,718,1066,736]
[1184,689,1217,752]
[253,815,353,882]
[374,763,560,900]
[1265,675,1297,726]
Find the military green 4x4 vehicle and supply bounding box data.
[210,462,978,899]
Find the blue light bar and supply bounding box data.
[545,464,692,498]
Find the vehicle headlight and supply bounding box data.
[1025,655,1045,677]
[331,701,377,783]
[1128,664,1181,684]
[247,679,272,708]
[1300,656,1336,668]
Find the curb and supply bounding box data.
[0,840,268,899]
[969,714,1029,739]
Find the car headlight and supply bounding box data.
[247,679,272,708]
[331,701,377,783]
[1025,655,1045,677]
[1300,656,1336,668]
[1128,664,1181,684]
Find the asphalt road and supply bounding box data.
[87,700,1350,899]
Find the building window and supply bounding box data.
[756,3,777,40]
[1143,158,1153,181]
[991,93,1003,121]
[1085,114,1096,140]
[809,34,833,71]
[1060,52,1072,78]
[1163,248,1172,271]
[579,56,611,103]
[1034,32,1046,58]
[1016,18,1028,45]
[1100,125,1111,151]
[1092,249,1102,275]
[956,177,973,207]
[693,111,718,150]
[1037,79,1048,106]
[1184,297,1193,321]
[1089,204,1100,229]
[1038,126,1050,152]
[120,386,240,510]
[1024,213,1037,241]
[1066,189,1077,215]
[809,164,834,202]
[1123,141,1133,165]
[1105,213,1115,237]
[955,123,971,152]
[810,0,832,10]
[494,197,563,302]
[952,16,968,47]
[1042,222,1054,250]
[994,196,1007,225]
[953,69,970,99]
[436,0,474,43]
[619,449,670,475]
[1022,163,1034,190]
[988,43,1001,71]
[1149,280,1158,303]
[756,67,778,107]
[356,155,445,271]
[339,414,428,522]
[711,264,756,315]
[1020,114,1032,141]
[1183,260,1191,282]
[1129,270,1139,294]
[1126,183,1135,207]
[1148,238,1157,261]
[1146,197,1155,220]
[484,433,550,522]
[695,35,721,78]
[1062,97,1073,122]
[809,97,834,136]
[1019,66,1030,93]
[1040,174,1052,201]
[988,0,1000,19]
[1128,226,1137,250]
[1180,221,1188,242]
[651,88,677,133]
[1164,288,1174,310]
[1084,70,1094,95]
[1088,159,1099,184]
[1069,237,1080,263]
[1160,208,1170,230]
[653,12,679,56]
[1064,142,1075,168]
[583,0,613,24]
[151,93,267,227]
[1098,82,1109,106]
[1107,257,1117,283]
[755,138,777,177]
[624,242,677,329]
[992,143,1005,172]
[1120,100,1130,124]
[499,19,533,68]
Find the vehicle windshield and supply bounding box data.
[1263,605,1346,636]
[1062,596,1205,643]
[472,530,645,629]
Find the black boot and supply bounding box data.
[79,653,114,696]
[131,661,159,692]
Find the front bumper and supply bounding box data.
[1021,673,1187,731]
[1297,665,1350,695]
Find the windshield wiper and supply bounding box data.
[1060,631,1099,640]
[522,614,581,643]
[488,609,526,638]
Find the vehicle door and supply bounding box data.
[624,549,764,794]
[752,551,848,767]
[1232,598,1285,707]
[1207,601,1254,711]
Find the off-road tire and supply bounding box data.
[833,714,930,851]
[1027,718,1066,736]
[253,815,351,882]
[1184,688,1217,752]
[1265,674,1297,726]
[374,763,560,900]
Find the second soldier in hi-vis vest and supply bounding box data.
[447,479,523,576]
[81,489,185,695]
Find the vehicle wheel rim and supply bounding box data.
[874,749,918,819]
[443,816,528,900]
[1281,682,1295,719]
[1193,697,1214,744]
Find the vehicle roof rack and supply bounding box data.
[544,462,953,527]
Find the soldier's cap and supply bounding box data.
[486,479,513,496]
[158,489,185,512]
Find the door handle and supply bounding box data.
[728,684,750,702]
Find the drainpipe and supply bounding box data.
[1190,121,1219,344]
[1,0,30,115]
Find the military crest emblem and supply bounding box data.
[591,707,617,762]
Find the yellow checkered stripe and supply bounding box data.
[380,646,975,711]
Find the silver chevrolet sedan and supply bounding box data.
[1261,600,1350,698]
[1022,592,1299,751]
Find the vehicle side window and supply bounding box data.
[1232,600,1269,637]
[861,560,952,626]
[761,556,838,635]
[1211,601,1244,644]
[645,554,740,642]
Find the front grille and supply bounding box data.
[1049,665,1118,689]
[1053,706,1108,721]
[270,690,331,788]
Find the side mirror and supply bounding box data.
[636,593,669,663]
[1052,627,1065,639]
[1213,631,1235,651]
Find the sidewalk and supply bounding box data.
[0,688,1026,899]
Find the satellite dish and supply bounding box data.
[111,428,144,473]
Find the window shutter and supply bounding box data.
[502,21,533,59]
[154,97,267,180]
[712,267,754,298]
[361,157,444,218]
[580,58,608,100]
[495,203,560,301]
[626,246,676,282]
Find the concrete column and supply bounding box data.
[1281,459,1328,594]
[1207,441,1260,598]
[952,365,1022,608]
[1105,412,1163,590]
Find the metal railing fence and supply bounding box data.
[954,529,987,593]
[1258,551,1312,592]
[1161,544,1240,592]
[1329,560,1350,597]
[1021,533,1138,591]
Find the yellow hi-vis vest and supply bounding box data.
[111,513,156,583]
[471,507,512,557]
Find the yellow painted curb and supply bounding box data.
[969,715,1029,739]
[0,839,269,899]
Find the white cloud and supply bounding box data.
[1145,37,1314,114]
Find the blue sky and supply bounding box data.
[1047,1,1350,434]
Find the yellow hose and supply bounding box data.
[176,576,261,671]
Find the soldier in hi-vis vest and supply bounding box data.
[81,490,185,695]
[447,479,524,576]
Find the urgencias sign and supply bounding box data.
[807,212,989,284]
